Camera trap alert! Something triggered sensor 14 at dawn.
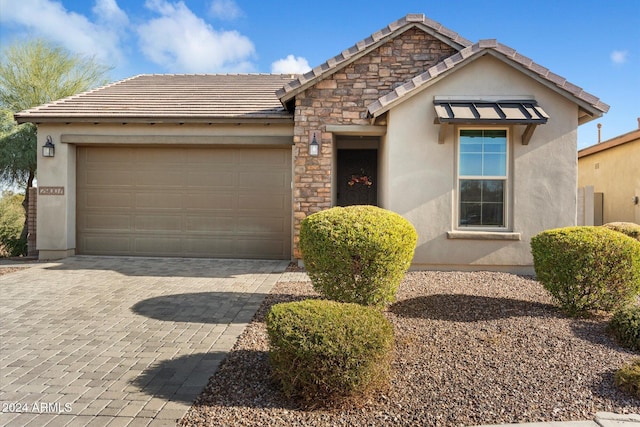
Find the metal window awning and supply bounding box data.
[434,100,549,145]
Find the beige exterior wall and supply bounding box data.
[382,55,579,272]
[33,56,590,271]
[578,135,640,224]
[35,123,293,259]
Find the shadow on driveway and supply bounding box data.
[132,352,228,404]
[131,292,268,323]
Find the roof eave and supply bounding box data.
[578,128,640,158]
[14,115,294,125]
[480,49,609,122]
[368,45,609,122]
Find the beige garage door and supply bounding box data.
[77,146,291,259]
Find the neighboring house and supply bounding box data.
[15,14,609,273]
[578,123,640,225]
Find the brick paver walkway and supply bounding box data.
[0,256,288,426]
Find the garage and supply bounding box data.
[76,145,292,259]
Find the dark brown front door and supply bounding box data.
[337,149,377,206]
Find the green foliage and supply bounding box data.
[0,191,26,257]
[0,109,36,188]
[266,299,394,407]
[614,358,640,398]
[610,306,640,351]
[0,38,111,112]
[531,226,640,316]
[300,206,417,308]
[0,39,111,256]
[603,222,640,241]
[0,39,111,189]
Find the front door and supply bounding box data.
[337,149,377,206]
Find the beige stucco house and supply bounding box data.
[578,124,640,225]
[15,14,609,272]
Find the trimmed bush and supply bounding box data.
[530,226,640,316]
[0,191,26,257]
[300,205,417,308]
[266,299,394,407]
[610,306,640,351]
[614,358,640,398]
[603,222,640,241]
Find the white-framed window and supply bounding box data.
[457,128,508,228]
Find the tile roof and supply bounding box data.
[275,13,472,104]
[14,16,608,128]
[367,39,610,123]
[15,74,296,124]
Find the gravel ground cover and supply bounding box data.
[180,271,640,426]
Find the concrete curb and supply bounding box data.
[476,413,640,427]
[595,412,640,426]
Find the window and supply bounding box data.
[458,129,507,228]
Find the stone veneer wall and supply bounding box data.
[292,28,458,257]
[27,187,37,257]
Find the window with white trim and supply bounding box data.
[458,129,508,228]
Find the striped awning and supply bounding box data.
[434,100,549,124]
[433,100,549,145]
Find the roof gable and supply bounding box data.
[367,39,609,124]
[275,13,472,104]
[15,74,296,124]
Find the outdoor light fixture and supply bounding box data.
[309,132,319,156]
[42,135,55,158]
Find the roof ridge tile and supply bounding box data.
[512,52,533,67]
[406,13,425,22]
[478,39,498,48]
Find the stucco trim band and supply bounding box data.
[325,125,387,136]
[60,134,293,146]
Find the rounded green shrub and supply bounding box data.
[615,358,640,398]
[266,299,394,407]
[603,222,640,241]
[610,305,640,351]
[300,205,417,308]
[530,226,640,316]
[0,192,26,257]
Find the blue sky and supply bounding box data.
[1,0,638,149]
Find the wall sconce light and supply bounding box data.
[42,135,55,158]
[309,132,319,156]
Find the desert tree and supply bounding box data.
[0,39,111,254]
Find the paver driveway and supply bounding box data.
[0,256,289,426]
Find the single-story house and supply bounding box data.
[16,13,609,273]
[578,122,640,225]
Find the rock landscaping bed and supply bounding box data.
[0,267,26,276]
[180,271,640,426]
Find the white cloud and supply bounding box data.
[271,54,311,74]
[610,50,628,65]
[209,0,242,20]
[0,0,127,66]
[93,0,129,28]
[138,0,255,73]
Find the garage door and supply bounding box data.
[77,146,291,259]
